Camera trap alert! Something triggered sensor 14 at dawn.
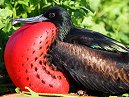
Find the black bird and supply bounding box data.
[13,6,129,94]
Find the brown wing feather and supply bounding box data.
[51,42,129,94]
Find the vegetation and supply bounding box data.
[0,0,129,96]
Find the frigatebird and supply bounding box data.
[12,6,129,94]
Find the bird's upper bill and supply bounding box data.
[12,14,49,25]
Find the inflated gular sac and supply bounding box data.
[4,22,69,93]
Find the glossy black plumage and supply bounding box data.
[51,34,129,94]
[65,27,129,53]
[13,6,129,94]
[47,6,129,94]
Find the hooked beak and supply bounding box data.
[12,14,48,25]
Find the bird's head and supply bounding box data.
[13,6,73,41]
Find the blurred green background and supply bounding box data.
[0,0,129,95]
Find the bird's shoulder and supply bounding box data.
[64,27,129,53]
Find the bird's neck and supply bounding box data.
[57,20,73,41]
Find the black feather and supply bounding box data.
[64,27,129,53]
[51,42,129,94]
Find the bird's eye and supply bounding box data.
[49,13,55,18]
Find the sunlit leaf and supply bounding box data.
[122,93,129,97]
[0,8,13,19]
[25,87,39,97]
[15,87,21,93]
